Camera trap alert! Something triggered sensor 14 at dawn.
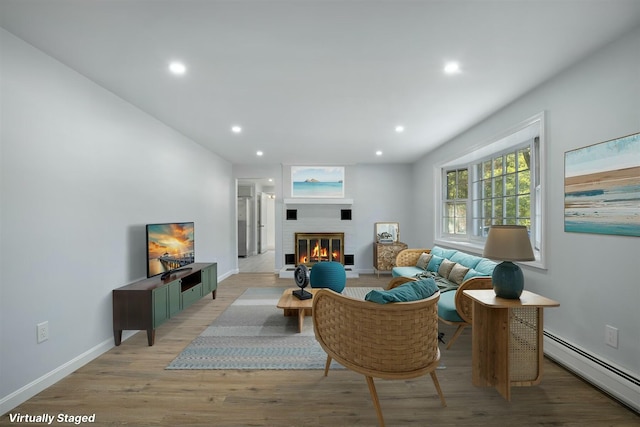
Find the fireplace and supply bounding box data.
[295,232,344,267]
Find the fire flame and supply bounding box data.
[299,241,341,264]
[312,241,327,258]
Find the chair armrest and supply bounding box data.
[386,276,417,290]
[454,276,493,324]
[394,248,430,267]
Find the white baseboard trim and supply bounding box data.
[2,272,233,416]
[0,334,126,416]
[218,270,235,281]
[544,332,639,413]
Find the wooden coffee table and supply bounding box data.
[276,288,318,332]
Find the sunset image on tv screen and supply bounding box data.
[147,222,195,277]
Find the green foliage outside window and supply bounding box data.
[445,146,532,237]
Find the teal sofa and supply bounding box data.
[389,245,497,349]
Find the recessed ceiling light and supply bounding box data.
[376,150,383,156]
[395,125,405,133]
[444,61,460,74]
[231,125,242,133]
[168,61,186,75]
[256,150,263,156]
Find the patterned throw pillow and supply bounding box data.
[415,252,432,270]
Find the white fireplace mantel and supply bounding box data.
[284,198,353,205]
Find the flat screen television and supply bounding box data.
[146,222,195,279]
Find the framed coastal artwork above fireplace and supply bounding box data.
[291,166,344,198]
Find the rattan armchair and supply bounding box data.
[312,289,446,427]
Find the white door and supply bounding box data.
[258,192,268,254]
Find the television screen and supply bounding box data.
[146,222,195,278]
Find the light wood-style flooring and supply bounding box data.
[238,250,275,273]
[2,273,638,426]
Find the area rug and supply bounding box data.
[166,287,380,370]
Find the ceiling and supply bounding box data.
[2,1,640,166]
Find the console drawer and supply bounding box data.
[181,283,203,309]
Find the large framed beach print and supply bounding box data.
[564,132,640,237]
[291,166,345,198]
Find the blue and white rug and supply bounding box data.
[166,287,379,370]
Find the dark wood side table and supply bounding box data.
[463,289,559,401]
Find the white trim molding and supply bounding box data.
[544,332,640,413]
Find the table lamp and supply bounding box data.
[483,225,535,299]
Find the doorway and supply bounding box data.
[237,178,275,273]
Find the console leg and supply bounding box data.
[212,289,217,299]
[147,329,155,346]
[114,330,122,346]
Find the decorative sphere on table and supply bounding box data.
[310,261,346,293]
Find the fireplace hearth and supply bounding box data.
[295,232,344,267]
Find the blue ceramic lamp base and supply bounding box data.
[492,261,524,299]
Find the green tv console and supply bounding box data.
[112,262,217,346]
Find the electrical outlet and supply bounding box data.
[37,321,49,343]
[605,325,618,348]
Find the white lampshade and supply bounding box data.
[483,225,535,261]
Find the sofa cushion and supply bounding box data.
[463,268,489,281]
[431,245,458,259]
[391,266,424,278]
[365,278,439,304]
[448,263,470,285]
[475,258,499,275]
[437,290,463,322]
[426,255,444,272]
[415,252,432,270]
[449,251,483,269]
[438,259,456,278]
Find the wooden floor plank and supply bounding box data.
[2,273,638,426]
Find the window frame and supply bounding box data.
[434,112,546,269]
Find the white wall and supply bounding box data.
[0,29,235,412]
[234,163,415,273]
[412,26,640,407]
[352,164,416,273]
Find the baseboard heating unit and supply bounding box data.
[544,331,639,414]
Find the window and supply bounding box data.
[472,145,533,235]
[444,169,468,234]
[436,113,545,267]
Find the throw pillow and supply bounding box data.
[438,259,456,278]
[415,252,432,270]
[448,263,470,285]
[365,278,439,304]
[426,255,444,272]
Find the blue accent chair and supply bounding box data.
[310,261,346,293]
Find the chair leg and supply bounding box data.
[446,324,467,349]
[429,371,447,407]
[324,355,332,377]
[366,376,385,427]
